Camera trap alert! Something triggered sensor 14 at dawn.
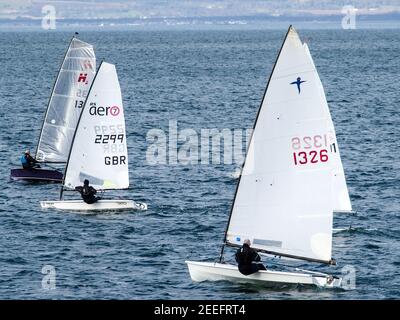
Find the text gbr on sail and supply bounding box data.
[104,156,126,165]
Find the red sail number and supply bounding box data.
[293,149,328,165]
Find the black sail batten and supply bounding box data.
[225,242,336,265]
[35,35,76,162]
[219,26,294,263]
[59,60,104,200]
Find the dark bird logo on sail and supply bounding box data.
[89,103,120,117]
[290,77,306,94]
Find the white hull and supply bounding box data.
[186,261,342,289]
[40,199,147,212]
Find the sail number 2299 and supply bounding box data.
[291,134,336,166]
[94,134,124,144]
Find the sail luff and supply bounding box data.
[36,37,96,163]
[222,26,294,246]
[60,61,103,200]
[35,36,75,161]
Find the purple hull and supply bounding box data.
[10,168,63,182]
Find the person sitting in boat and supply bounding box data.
[20,150,40,169]
[75,179,100,204]
[235,239,266,275]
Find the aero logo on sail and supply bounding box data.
[109,106,120,116]
[89,104,120,117]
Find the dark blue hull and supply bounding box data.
[10,168,63,182]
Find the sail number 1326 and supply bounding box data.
[291,134,336,166]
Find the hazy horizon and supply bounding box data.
[1,0,399,20]
[0,0,399,30]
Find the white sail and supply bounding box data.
[225,26,339,263]
[303,43,352,212]
[63,62,129,190]
[36,37,96,162]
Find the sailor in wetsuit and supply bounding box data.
[20,150,40,169]
[235,239,267,275]
[75,179,100,204]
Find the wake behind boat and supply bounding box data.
[10,36,96,182]
[186,26,352,289]
[40,62,147,212]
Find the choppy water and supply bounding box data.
[0,28,399,299]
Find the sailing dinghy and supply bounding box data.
[10,36,96,182]
[186,26,352,289]
[40,62,147,212]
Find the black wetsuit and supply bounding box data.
[235,244,266,275]
[75,185,99,204]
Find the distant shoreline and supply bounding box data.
[0,14,399,31]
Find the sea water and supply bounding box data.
[0,28,399,299]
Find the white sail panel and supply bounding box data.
[63,62,129,190]
[303,43,352,212]
[226,27,337,263]
[36,37,96,162]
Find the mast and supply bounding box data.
[219,26,293,262]
[59,61,103,200]
[35,36,75,162]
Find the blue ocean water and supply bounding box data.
[0,28,399,299]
